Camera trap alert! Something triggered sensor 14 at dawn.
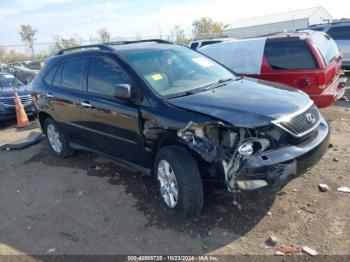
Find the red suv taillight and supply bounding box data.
[318,72,327,90]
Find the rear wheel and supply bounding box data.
[45,118,73,158]
[155,146,204,218]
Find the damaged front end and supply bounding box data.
[177,121,271,193]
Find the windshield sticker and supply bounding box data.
[151,74,164,81]
[192,57,214,67]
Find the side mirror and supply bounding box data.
[113,84,131,100]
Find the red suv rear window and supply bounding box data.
[264,38,317,70]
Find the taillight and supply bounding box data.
[318,72,327,90]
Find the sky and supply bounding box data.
[0,0,349,52]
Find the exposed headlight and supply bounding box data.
[238,142,254,156]
[237,138,270,157]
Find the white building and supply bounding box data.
[224,6,332,39]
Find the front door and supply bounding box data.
[80,55,144,165]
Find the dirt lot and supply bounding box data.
[0,101,349,256]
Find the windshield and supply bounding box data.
[0,74,24,88]
[121,45,236,97]
[310,32,340,65]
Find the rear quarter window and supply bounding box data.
[327,26,350,40]
[61,59,85,90]
[201,41,222,47]
[190,42,199,49]
[264,38,317,70]
[43,64,59,84]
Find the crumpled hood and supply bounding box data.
[167,77,312,128]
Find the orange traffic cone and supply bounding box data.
[14,91,30,128]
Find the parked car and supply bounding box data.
[32,40,330,218]
[189,38,233,50]
[5,65,38,84]
[27,61,43,71]
[200,31,347,108]
[299,21,350,70]
[0,73,34,121]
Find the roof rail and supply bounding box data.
[104,39,173,46]
[56,44,114,55]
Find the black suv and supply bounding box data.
[32,40,330,218]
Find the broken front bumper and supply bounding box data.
[234,116,330,194]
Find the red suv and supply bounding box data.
[200,31,347,108]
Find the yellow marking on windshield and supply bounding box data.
[151,74,164,81]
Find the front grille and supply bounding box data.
[0,95,32,107]
[273,104,321,138]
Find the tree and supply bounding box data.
[50,35,79,53]
[171,25,188,45]
[19,24,37,57]
[97,28,111,42]
[192,17,229,39]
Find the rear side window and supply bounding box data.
[61,59,84,90]
[52,64,63,86]
[201,41,222,47]
[327,26,350,40]
[87,56,130,97]
[190,42,199,49]
[265,38,317,70]
[44,65,58,84]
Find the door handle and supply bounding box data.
[46,93,54,98]
[80,102,92,108]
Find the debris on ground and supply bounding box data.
[0,131,44,151]
[318,184,330,192]
[276,246,300,254]
[337,187,350,193]
[59,232,79,242]
[266,211,272,216]
[300,206,316,214]
[302,246,318,256]
[275,250,285,255]
[265,235,277,246]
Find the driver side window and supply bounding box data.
[88,56,131,97]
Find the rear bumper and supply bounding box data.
[234,115,330,194]
[310,76,347,108]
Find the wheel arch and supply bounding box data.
[38,111,54,134]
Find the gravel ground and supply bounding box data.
[0,101,349,256]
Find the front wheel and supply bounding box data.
[155,146,204,218]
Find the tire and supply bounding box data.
[155,145,204,218]
[44,118,73,158]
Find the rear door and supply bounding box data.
[42,57,88,144]
[81,54,145,165]
[260,37,320,93]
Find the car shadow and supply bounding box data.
[24,142,276,252]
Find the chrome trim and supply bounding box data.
[64,121,137,144]
[271,103,321,138]
[272,101,313,123]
